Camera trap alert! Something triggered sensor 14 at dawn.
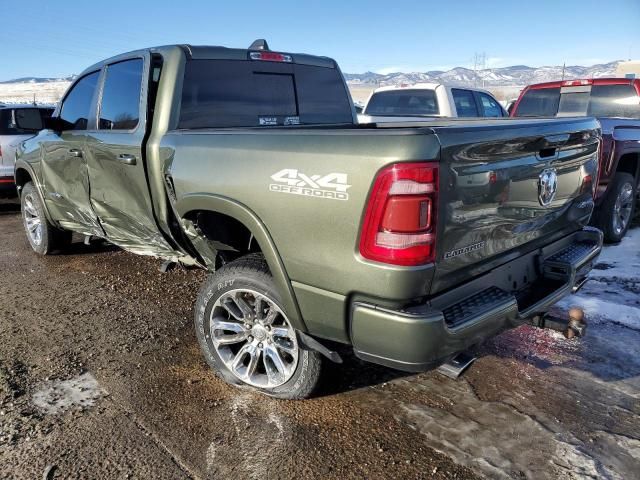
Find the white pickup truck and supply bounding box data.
[358,83,507,123]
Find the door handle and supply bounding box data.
[68,149,83,158]
[117,154,137,165]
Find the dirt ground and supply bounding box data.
[1,198,639,479]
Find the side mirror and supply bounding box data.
[14,109,44,131]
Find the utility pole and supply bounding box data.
[473,52,487,88]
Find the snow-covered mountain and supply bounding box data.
[345,61,622,88]
[0,76,76,85]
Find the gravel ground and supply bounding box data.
[1,198,638,479]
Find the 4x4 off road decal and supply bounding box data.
[270,169,351,201]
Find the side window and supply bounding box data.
[60,71,100,130]
[478,93,503,117]
[452,89,479,117]
[99,59,144,130]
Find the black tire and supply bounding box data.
[594,172,636,243]
[194,253,321,399]
[20,182,72,255]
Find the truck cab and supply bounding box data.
[358,83,507,123]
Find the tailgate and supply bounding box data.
[431,118,600,295]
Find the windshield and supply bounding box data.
[178,59,353,128]
[364,89,439,116]
[514,83,640,118]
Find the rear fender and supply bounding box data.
[14,160,55,224]
[175,193,306,331]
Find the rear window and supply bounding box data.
[0,108,53,135]
[514,88,561,117]
[364,89,439,116]
[515,84,640,118]
[587,84,640,118]
[178,59,353,128]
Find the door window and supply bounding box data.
[478,93,503,117]
[452,89,479,117]
[99,59,144,130]
[60,71,100,130]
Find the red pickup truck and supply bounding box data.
[511,78,640,242]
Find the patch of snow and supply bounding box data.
[558,227,640,331]
[397,378,601,479]
[32,373,105,414]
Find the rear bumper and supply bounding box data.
[351,227,602,372]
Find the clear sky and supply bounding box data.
[1,0,639,80]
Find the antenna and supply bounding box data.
[249,39,270,51]
[561,62,566,81]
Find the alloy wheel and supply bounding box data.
[612,182,633,236]
[209,289,299,388]
[23,193,43,246]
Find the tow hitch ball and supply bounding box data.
[532,307,587,339]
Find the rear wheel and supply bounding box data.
[194,254,321,399]
[21,182,72,254]
[595,172,636,243]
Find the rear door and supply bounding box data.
[41,71,103,234]
[85,56,171,253]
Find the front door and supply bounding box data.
[41,71,103,235]
[85,57,173,255]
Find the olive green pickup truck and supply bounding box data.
[15,41,602,398]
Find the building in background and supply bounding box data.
[617,61,640,79]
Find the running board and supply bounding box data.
[437,351,477,379]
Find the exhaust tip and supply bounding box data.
[437,351,477,379]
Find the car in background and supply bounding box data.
[358,83,507,123]
[511,78,640,242]
[0,105,54,197]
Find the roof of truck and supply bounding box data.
[524,77,640,90]
[79,43,338,78]
[373,83,442,92]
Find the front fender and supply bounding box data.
[175,193,306,331]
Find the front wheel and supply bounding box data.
[21,182,72,255]
[194,254,321,399]
[595,172,636,243]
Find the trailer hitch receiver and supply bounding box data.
[532,307,587,339]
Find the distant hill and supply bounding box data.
[0,60,624,104]
[0,75,76,85]
[344,61,623,88]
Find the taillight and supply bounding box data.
[359,162,438,266]
[580,174,594,197]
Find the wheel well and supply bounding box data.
[14,168,32,193]
[616,152,640,178]
[186,210,262,268]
